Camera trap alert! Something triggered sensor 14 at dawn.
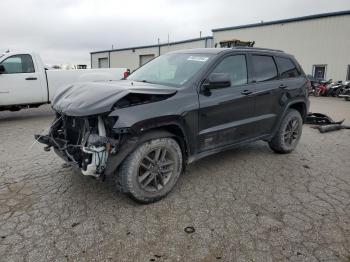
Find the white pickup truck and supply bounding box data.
[0,52,127,111]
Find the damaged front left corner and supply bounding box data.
[35,114,127,178]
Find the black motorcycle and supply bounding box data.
[326,80,343,97]
[336,81,350,97]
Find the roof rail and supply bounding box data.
[230,46,284,53]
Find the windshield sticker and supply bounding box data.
[187,56,209,62]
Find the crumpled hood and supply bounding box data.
[52,80,177,116]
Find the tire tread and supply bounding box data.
[269,109,302,154]
[119,137,182,204]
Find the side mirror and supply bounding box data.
[0,65,5,74]
[203,73,231,90]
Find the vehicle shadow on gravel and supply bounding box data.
[76,141,273,204]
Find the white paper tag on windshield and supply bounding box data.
[187,56,209,62]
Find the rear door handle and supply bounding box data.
[241,90,253,95]
[279,84,288,89]
[25,77,37,80]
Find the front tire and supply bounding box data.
[269,109,303,154]
[119,137,183,204]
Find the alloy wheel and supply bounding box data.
[284,118,300,146]
[137,147,175,192]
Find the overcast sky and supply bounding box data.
[1,0,349,66]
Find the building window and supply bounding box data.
[313,65,327,80]
[98,57,109,68]
[347,65,350,81]
[139,54,155,67]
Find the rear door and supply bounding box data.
[251,54,303,136]
[198,53,256,151]
[0,54,44,106]
[249,54,282,136]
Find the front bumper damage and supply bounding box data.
[35,113,126,177]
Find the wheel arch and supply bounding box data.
[142,124,190,161]
[269,99,308,140]
[114,113,193,158]
[105,124,189,175]
[288,101,307,122]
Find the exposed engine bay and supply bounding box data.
[35,80,178,177]
[35,113,122,178]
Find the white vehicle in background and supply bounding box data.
[0,52,128,111]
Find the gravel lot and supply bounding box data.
[0,97,349,262]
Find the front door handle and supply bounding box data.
[25,77,37,80]
[279,84,288,89]
[241,90,253,95]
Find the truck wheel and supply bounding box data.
[269,109,303,154]
[10,106,21,112]
[119,137,183,204]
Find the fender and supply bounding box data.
[110,90,199,155]
[104,130,177,175]
[113,113,192,155]
[269,97,309,139]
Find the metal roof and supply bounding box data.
[212,10,350,32]
[91,36,213,54]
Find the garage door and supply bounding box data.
[139,54,155,67]
[98,57,109,68]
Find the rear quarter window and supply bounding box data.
[275,57,300,79]
[251,55,278,82]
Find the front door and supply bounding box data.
[198,54,256,151]
[0,54,43,106]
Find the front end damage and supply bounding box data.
[35,113,126,178]
[35,80,178,177]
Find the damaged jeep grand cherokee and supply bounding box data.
[36,48,309,203]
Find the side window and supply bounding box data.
[0,54,35,74]
[251,55,278,82]
[212,55,247,86]
[275,57,300,79]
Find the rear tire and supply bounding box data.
[269,109,303,154]
[119,137,183,204]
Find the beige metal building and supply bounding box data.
[91,10,350,80]
[212,10,350,81]
[91,36,213,71]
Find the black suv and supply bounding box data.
[36,47,310,203]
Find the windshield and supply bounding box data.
[127,53,213,87]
